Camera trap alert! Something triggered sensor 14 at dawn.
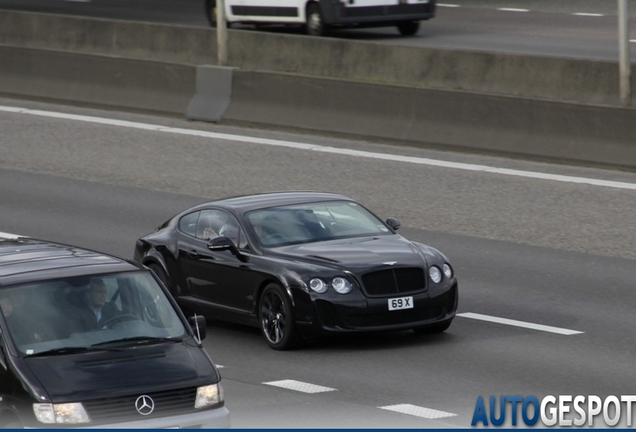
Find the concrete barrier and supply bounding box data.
[0,45,195,115]
[0,9,630,106]
[225,70,636,170]
[3,43,635,170]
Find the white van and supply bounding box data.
[204,0,436,36]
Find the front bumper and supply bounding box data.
[82,406,230,429]
[296,282,458,335]
[323,0,436,26]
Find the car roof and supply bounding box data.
[189,191,353,213]
[0,236,141,286]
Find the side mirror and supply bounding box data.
[188,315,207,342]
[207,236,249,263]
[386,217,401,231]
[207,236,233,251]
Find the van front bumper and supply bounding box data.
[80,406,231,429]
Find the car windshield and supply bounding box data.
[246,200,392,247]
[0,271,188,356]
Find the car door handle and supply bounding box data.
[186,250,199,259]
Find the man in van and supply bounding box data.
[75,278,120,330]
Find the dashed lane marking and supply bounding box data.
[263,379,337,394]
[497,8,529,12]
[379,404,457,419]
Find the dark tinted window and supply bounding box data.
[179,212,199,237]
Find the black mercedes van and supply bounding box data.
[0,234,230,428]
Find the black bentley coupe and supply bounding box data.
[134,192,458,350]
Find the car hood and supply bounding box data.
[270,235,429,271]
[23,341,218,402]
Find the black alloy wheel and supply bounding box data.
[259,283,300,350]
[305,3,326,36]
[412,319,452,335]
[396,20,420,36]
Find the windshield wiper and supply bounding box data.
[92,336,183,347]
[26,346,93,357]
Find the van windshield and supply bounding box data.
[0,271,188,356]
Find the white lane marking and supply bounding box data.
[263,379,337,393]
[630,39,636,43]
[497,8,529,12]
[457,312,584,335]
[573,13,604,17]
[0,232,24,239]
[2,105,636,192]
[216,364,225,368]
[437,3,460,7]
[380,404,457,419]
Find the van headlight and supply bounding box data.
[33,403,90,424]
[195,383,224,408]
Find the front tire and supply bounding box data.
[397,20,420,36]
[259,283,300,350]
[305,3,326,36]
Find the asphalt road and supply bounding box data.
[1,0,635,60]
[1,97,636,427]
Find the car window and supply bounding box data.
[196,209,248,249]
[179,211,199,237]
[246,200,391,247]
[0,271,188,356]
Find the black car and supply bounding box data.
[0,234,229,428]
[134,192,458,350]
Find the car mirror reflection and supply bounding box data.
[386,217,401,231]
[207,237,250,263]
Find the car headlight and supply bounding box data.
[195,383,224,409]
[429,266,442,284]
[33,403,90,424]
[443,263,453,279]
[309,278,328,293]
[332,277,352,294]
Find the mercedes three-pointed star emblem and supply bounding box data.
[135,395,155,416]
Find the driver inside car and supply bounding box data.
[75,278,120,330]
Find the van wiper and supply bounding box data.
[92,336,183,347]
[26,346,93,357]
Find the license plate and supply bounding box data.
[388,296,413,311]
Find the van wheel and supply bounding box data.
[259,284,300,350]
[305,3,326,36]
[397,20,420,36]
[205,0,232,28]
[205,0,218,27]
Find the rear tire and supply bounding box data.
[413,319,452,335]
[205,0,217,27]
[259,284,300,350]
[305,3,326,36]
[205,0,232,28]
[397,20,420,36]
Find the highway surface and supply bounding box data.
[1,0,636,60]
[1,97,635,427]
